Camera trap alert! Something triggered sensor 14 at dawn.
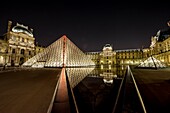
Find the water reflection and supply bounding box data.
[89,65,126,84]
[67,65,127,113]
[66,67,95,88]
[100,65,117,84]
[66,65,126,88]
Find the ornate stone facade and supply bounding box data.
[149,24,170,66]
[0,21,45,66]
[86,45,143,66]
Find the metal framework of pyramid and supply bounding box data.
[137,56,166,68]
[22,35,95,67]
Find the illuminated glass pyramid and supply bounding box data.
[22,35,95,67]
[137,56,166,68]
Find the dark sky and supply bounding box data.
[0,1,170,52]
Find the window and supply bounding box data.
[21,49,25,55]
[22,38,24,42]
[12,49,15,53]
[29,51,31,55]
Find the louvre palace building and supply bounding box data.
[0,20,170,67]
[0,21,44,67]
[86,22,170,66]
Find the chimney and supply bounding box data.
[7,21,12,32]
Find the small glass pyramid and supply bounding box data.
[137,56,166,69]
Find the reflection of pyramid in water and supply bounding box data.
[22,35,95,67]
[137,56,166,68]
[66,67,94,88]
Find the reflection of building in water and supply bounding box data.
[116,65,127,77]
[66,67,94,88]
[0,21,45,66]
[89,65,126,78]
[100,65,117,84]
[87,65,126,84]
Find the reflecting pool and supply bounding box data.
[66,65,127,113]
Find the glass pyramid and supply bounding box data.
[22,35,95,67]
[137,56,166,68]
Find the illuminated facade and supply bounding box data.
[86,45,143,65]
[115,49,143,65]
[149,24,170,66]
[0,21,45,67]
[86,43,168,66]
[100,44,116,65]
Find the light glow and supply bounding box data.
[0,56,4,64]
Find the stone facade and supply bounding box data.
[86,45,144,66]
[0,21,45,66]
[149,27,170,66]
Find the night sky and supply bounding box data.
[0,1,170,52]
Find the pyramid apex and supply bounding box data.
[62,35,67,38]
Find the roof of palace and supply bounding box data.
[12,23,33,37]
[103,44,112,51]
[157,28,170,42]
